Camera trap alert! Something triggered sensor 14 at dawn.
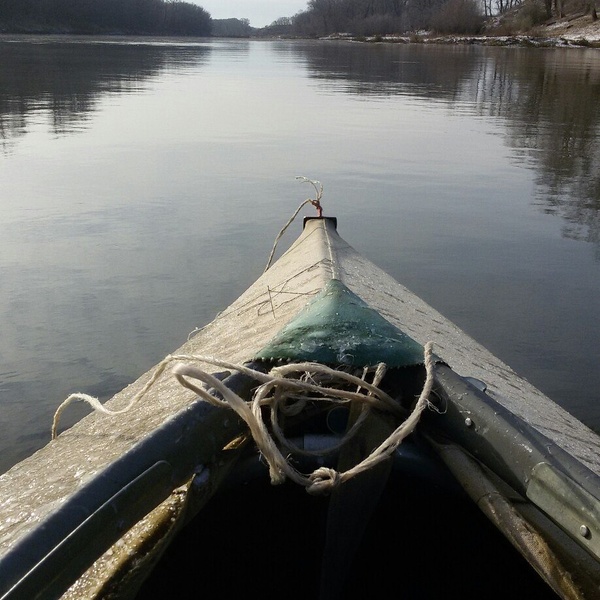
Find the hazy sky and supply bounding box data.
[192,1,309,28]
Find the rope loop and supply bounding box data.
[51,343,436,496]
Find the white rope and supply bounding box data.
[52,343,436,495]
[307,341,436,494]
[263,198,313,273]
[51,354,272,440]
[51,353,389,439]
[175,344,436,494]
[52,355,175,440]
[263,176,324,273]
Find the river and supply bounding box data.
[1,34,599,475]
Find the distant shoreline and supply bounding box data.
[2,17,599,49]
[317,31,600,48]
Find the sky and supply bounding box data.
[191,1,309,28]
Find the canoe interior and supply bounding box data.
[134,439,559,600]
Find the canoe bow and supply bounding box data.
[0,216,599,599]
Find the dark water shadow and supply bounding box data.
[0,35,212,150]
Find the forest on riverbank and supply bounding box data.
[0,0,598,40]
[0,0,211,35]
[261,0,598,39]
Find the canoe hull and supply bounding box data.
[1,216,599,599]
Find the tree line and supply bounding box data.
[263,0,597,37]
[1,0,596,38]
[0,0,212,35]
[265,0,485,36]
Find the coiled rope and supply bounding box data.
[51,342,435,495]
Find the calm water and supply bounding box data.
[1,35,600,475]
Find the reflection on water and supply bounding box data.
[279,41,479,98]
[282,41,600,250]
[0,36,599,476]
[3,37,599,249]
[0,35,211,148]
[474,49,600,249]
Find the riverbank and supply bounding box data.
[3,12,600,47]
[321,13,600,47]
[535,12,600,43]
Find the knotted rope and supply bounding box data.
[52,342,435,495]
